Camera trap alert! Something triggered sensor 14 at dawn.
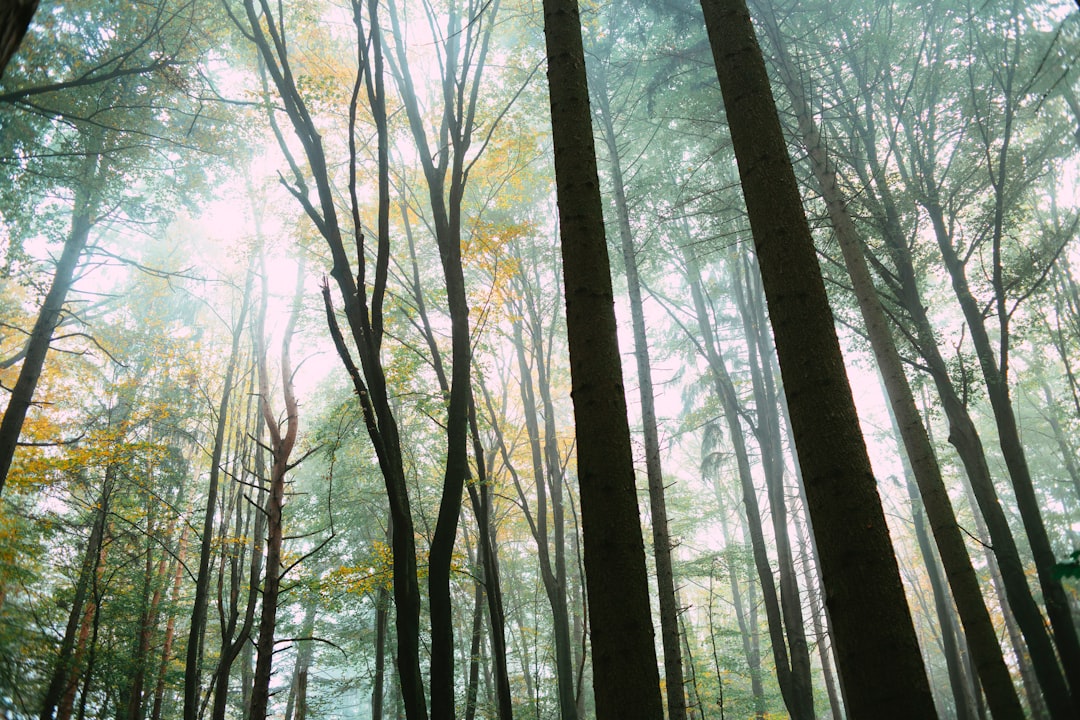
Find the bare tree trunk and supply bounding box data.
[682,246,804,717]
[698,0,937,715]
[247,261,302,720]
[592,59,686,720]
[0,148,101,495]
[541,0,664,713]
[184,261,254,720]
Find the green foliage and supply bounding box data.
[1055,550,1080,580]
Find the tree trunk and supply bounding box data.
[183,261,254,720]
[683,245,804,718]
[698,0,937,715]
[733,257,816,719]
[0,149,101,495]
[40,483,109,720]
[593,64,686,720]
[247,260,302,720]
[853,106,1075,717]
[541,0,664,714]
[716,509,765,718]
[757,14,1025,714]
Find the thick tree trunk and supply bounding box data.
[541,0,664,714]
[698,1,937,716]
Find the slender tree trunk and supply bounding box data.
[283,605,316,720]
[0,149,101,495]
[733,258,816,719]
[793,506,842,720]
[923,185,1080,698]
[184,261,254,720]
[463,560,484,720]
[592,65,686,720]
[698,1,937,715]
[541,0,664,713]
[372,579,390,720]
[716,509,765,718]
[758,15,1024,714]
[151,522,190,720]
[40,485,108,720]
[248,261,302,720]
[906,475,978,720]
[240,1,427,713]
[683,247,802,717]
[853,107,1075,716]
[1040,382,1080,504]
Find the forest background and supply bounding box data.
[1,0,1079,719]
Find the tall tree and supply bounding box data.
[231,1,428,715]
[248,259,303,720]
[753,6,1025,716]
[540,0,665,716]
[590,32,687,719]
[697,0,938,716]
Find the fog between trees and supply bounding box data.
[1,0,1079,719]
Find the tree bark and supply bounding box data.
[541,0,664,714]
[698,0,937,715]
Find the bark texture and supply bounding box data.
[698,0,937,716]
[541,0,664,715]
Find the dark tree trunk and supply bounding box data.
[465,394,513,720]
[0,0,38,78]
[239,0,428,713]
[541,0,664,715]
[698,0,937,716]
